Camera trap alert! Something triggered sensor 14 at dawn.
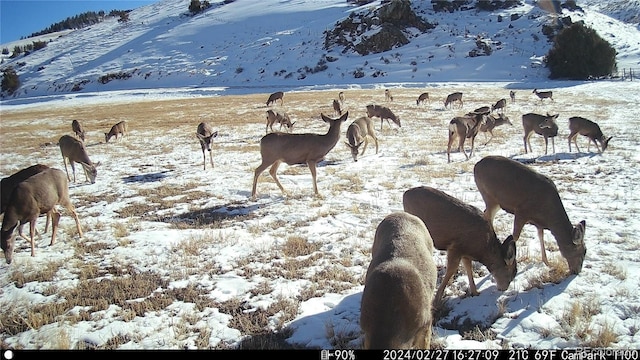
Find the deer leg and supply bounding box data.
[307,160,319,195]
[208,150,214,169]
[434,253,462,305]
[50,209,61,246]
[251,161,272,199]
[62,157,72,182]
[69,161,77,183]
[537,226,549,266]
[29,220,37,257]
[469,136,476,158]
[268,160,286,194]
[65,204,83,238]
[462,257,479,296]
[459,136,468,159]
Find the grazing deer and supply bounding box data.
[510,90,516,103]
[344,116,379,162]
[1,168,83,264]
[522,113,559,155]
[384,89,393,102]
[196,122,218,170]
[338,91,345,104]
[416,92,430,106]
[366,104,401,130]
[1,164,51,238]
[266,91,284,106]
[446,110,488,163]
[265,110,295,134]
[491,98,507,114]
[533,89,554,102]
[251,112,349,199]
[104,120,127,143]
[480,113,512,145]
[567,116,612,153]
[444,92,463,109]
[403,186,516,304]
[71,119,86,142]
[360,212,437,349]
[474,155,586,274]
[333,99,343,116]
[59,135,100,184]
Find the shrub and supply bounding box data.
[545,22,617,79]
[1,67,20,95]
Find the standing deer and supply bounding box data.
[567,116,612,153]
[1,164,51,238]
[446,110,488,163]
[533,89,554,102]
[59,135,100,184]
[366,104,401,130]
[403,186,516,304]
[510,90,516,103]
[104,120,127,143]
[196,122,218,170]
[332,99,343,116]
[416,92,430,106]
[384,89,393,102]
[71,119,86,142]
[1,168,83,264]
[360,212,437,349]
[522,113,559,155]
[444,92,463,109]
[251,112,349,199]
[265,110,295,133]
[474,155,586,274]
[479,113,512,145]
[266,91,284,106]
[344,116,379,162]
[491,98,507,114]
[338,91,345,104]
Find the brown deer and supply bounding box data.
[344,116,379,162]
[1,164,51,238]
[416,92,430,106]
[446,110,488,163]
[71,119,86,142]
[251,112,348,199]
[567,117,612,153]
[266,91,284,106]
[59,135,100,184]
[338,91,345,104]
[332,99,342,116]
[1,168,83,264]
[104,120,127,143]
[365,104,401,130]
[522,113,559,155]
[533,89,554,102]
[491,98,507,114]
[444,92,463,109]
[474,155,586,274]
[384,89,393,102]
[403,186,516,304]
[196,122,218,170]
[265,110,295,134]
[479,113,512,145]
[510,90,516,103]
[360,212,437,349]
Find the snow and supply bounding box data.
[1,0,639,351]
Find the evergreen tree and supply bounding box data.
[1,67,20,95]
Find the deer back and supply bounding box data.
[1,164,50,214]
[59,135,94,165]
[523,113,558,137]
[266,91,284,106]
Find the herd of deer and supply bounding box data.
[0,87,608,349]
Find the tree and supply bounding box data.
[545,22,617,79]
[1,67,20,95]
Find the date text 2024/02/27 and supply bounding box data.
[352,349,640,360]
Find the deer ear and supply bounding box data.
[503,235,516,265]
[573,220,586,245]
[213,131,219,138]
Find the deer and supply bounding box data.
[567,116,612,153]
[59,134,100,184]
[1,164,52,238]
[479,113,513,145]
[332,99,343,116]
[384,89,394,102]
[522,113,559,155]
[338,91,345,104]
[104,120,127,143]
[251,112,348,199]
[446,109,489,163]
[344,116,379,162]
[416,92,430,106]
[360,212,437,349]
[1,168,83,264]
[533,89,554,102]
[474,155,586,274]
[266,91,284,106]
[444,92,463,109]
[71,119,86,142]
[510,90,516,103]
[491,98,507,114]
[403,186,516,305]
[196,122,219,170]
[265,110,295,134]
[365,104,401,131]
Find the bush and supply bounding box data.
[1,67,20,95]
[545,22,617,79]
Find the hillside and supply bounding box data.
[1,0,639,102]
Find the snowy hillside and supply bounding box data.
[1,0,639,102]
